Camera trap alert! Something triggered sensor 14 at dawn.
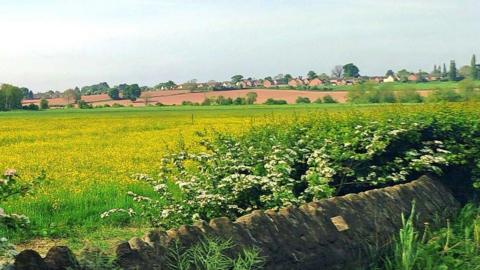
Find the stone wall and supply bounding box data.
[14,175,460,270]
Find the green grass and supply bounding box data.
[377,204,480,270]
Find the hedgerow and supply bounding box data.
[103,103,480,229]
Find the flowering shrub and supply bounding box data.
[0,169,43,260]
[104,105,480,229]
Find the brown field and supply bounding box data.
[22,89,431,107]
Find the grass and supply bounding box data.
[376,204,480,270]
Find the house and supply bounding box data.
[329,79,345,85]
[384,75,396,83]
[370,77,384,83]
[427,76,439,81]
[308,78,323,87]
[408,74,418,81]
[263,80,273,88]
[288,79,305,87]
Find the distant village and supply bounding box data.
[16,55,480,99]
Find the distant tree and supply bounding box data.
[449,60,457,81]
[471,54,478,80]
[108,88,120,100]
[343,63,360,78]
[397,69,411,82]
[40,98,49,109]
[430,65,442,78]
[318,73,330,81]
[284,74,293,82]
[307,71,318,80]
[264,76,273,82]
[416,70,428,82]
[231,75,244,84]
[331,65,343,78]
[385,70,395,77]
[20,87,33,99]
[81,82,110,95]
[442,63,448,78]
[144,92,152,105]
[121,84,142,101]
[155,80,177,90]
[246,92,258,104]
[459,65,472,79]
[0,84,23,111]
[63,89,81,104]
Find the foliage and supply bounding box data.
[22,103,39,111]
[397,90,423,103]
[263,98,287,105]
[295,97,311,104]
[108,88,120,100]
[343,63,360,78]
[322,95,337,103]
[77,100,93,109]
[449,60,457,81]
[0,84,23,111]
[119,84,141,101]
[231,75,244,84]
[167,238,264,270]
[40,98,49,109]
[426,89,463,103]
[81,83,110,95]
[1,170,43,261]
[155,81,177,90]
[246,92,257,105]
[313,98,323,104]
[104,104,480,229]
[380,204,480,270]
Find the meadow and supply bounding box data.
[0,104,354,247]
[2,102,480,254]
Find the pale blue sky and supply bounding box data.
[0,0,479,92]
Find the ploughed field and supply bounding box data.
[2,103,480,251]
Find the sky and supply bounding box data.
[0,0,479,92]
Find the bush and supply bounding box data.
[295,97,311,104]
[246,92,258,104]
[40,98,49,110]
[233,97,246,105]
[155,102,165,106]
[77,100,93,109]
[182,101,194,106]
[201,98,212,106]
[313,98,323,104]
[1,170,43,262]
[104,105,480,228]
[427,89,463,103]
[322,95,337,103]
[263,98,287,105]
[22,104,39,111]
[112,103,124,108]
[397,89,424,103]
